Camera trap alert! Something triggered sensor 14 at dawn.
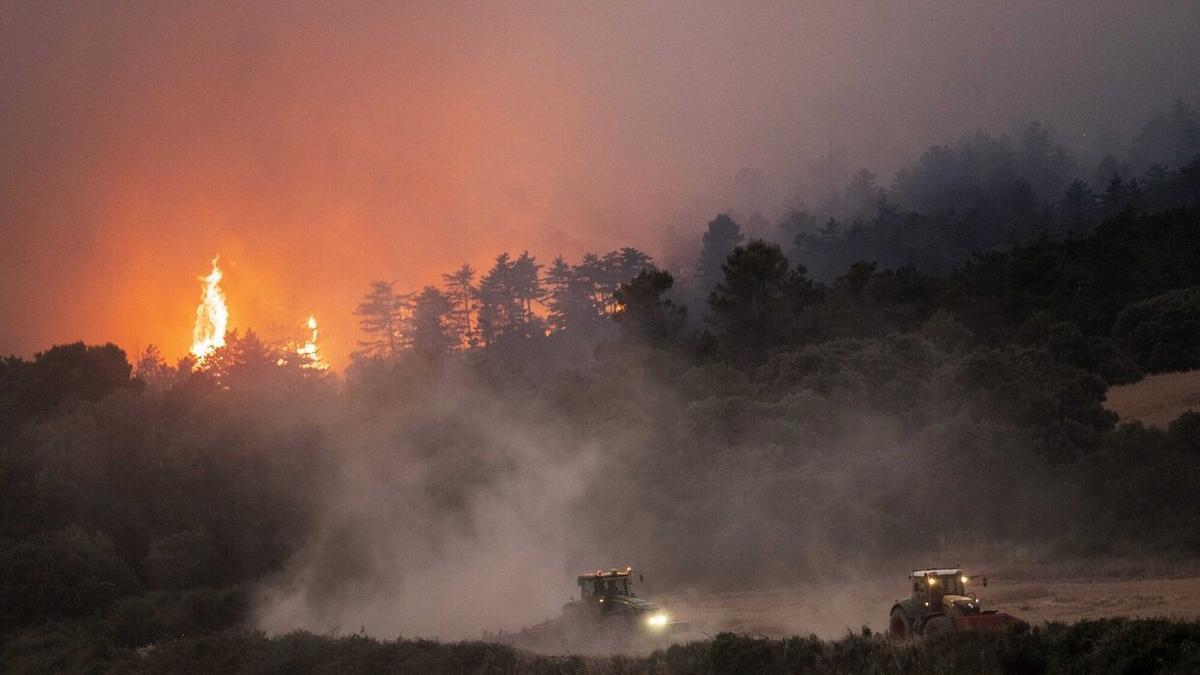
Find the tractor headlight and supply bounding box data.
[646,613,669,628]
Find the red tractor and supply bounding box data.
[889,567,1022,639]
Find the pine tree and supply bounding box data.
[544,256,574,332]
[613,268,686,343]
[133,345,177,391]
[354,281,409,360]
[411,287,457,358]
[510,251,543,325]
[696,214,743,295]
[442,264,477,349]
[474,253,522,346]
[575,253,608,313]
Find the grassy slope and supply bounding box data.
[1106,370,1200,427]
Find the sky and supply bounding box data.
[2,1,1198,368]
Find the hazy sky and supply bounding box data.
[2,1,1197,367]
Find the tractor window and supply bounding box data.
[938,575,965,596]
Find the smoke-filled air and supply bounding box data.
[3,2,1200,673]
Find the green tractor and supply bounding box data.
[889,567,1021,639]
[506,566,684,651]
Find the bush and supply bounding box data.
[0,527,138,632]
[1114,286,1200,372]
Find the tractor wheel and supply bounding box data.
[924,615,955,637]
[889,607,911,641]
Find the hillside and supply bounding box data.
[1106,370,1200,427]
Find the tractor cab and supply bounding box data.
[578,566,638,607]
[909,568,976,612]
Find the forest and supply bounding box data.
[2,99,1200,671]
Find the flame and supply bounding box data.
[296,314,329,370]
[190,255,228,364]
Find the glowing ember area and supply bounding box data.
[190,256,229,364]
[296,315,329,370]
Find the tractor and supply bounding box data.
[889,567,1021,639]
[560,566,683,645]
[501,566,684,651]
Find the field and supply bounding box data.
[1106,369,1200,427]
[667,575,1200,641]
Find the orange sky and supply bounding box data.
[2,2,1198,368]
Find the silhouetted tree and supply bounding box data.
[441,264,477,349]
[544,255,602,334]
[474,253,523,345]
[709,240,815,354]
[509,251,543,325]
[613,269,686,344]
[696,214,743,295]
[575,252,608,313]
[200,330,278,388]
[354,281,408,361]
[411,287,457,358]
[133,345,178,391]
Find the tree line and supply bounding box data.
[353,247,654,360]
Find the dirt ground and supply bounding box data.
[660,575,1200,641]
[1106,369,1200,427]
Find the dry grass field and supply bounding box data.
[1106,370,1200,427]
[662,577,1200,641]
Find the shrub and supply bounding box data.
[1114,286,1200,372]
[0,527,138,632]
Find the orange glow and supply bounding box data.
[190,256,228,365]
[5,4,1189,370]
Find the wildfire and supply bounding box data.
[296,315,329,370]
[190,255,228,364]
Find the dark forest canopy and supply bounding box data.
[2,100,1200,667]
[343,100,1200,362]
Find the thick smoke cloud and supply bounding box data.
[2,1,1198,368]
[253,361,609,638]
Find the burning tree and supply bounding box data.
[190,256,229,365]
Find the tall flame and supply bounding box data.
[296,315,329,370]
[190,255,228,364]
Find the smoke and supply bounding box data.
[243,329,1078,643]
[2,2,1199,366]
[253,359,610,638]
